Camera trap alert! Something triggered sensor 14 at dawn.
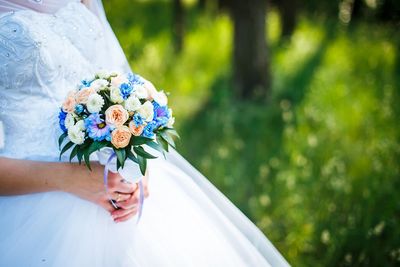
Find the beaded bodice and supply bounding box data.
[0,1,109,160]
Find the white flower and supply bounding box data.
[167,116,175,128]
[75,120,86,131]
[124,96,141,112]
[87,93,105,113]
[134,85,149,99]
[110,71,120,77]
[110,86,124,104]
[65,113,75,129]
[153,90,168,106]
[96,70,110,79]
[90,79,109,92]
[68,125,85,145]
[137,101,154,122]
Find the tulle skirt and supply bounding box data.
[0,152,289,267]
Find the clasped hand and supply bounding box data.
[71,162,149,223]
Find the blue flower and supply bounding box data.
[142,121,157,138]
[81,79,93,88]
[127,73,144,86]
[152,101,170,128]
[120,83,133,100]
[58,109,67,133]
[75,104,84,115]
[133,113,145,127]
[84,113,111,141]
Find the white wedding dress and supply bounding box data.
[0,1,290,266]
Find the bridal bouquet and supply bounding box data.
[57,71,178,181]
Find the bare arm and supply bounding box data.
[0,156,81,195]
[0,156,148,222]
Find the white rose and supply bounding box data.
[167,116,175,128]
[137,101,154,122]
[75,120,86,131]
[65,113,75,129]
[134,85,149,99]
[87,93,105,113]
[110,86,124,104]
[68,125,85,145]
[90,79,109,92]
[124,95,141,112]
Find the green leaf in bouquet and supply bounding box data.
[133,146,157,159]
[160,131,176,148]
[137,155,147,176]
[145,140,164,154]
[58,132,68,149]
[69,145,79,162]
[126,148,138,163]
[156,135,169,152]
[115,148,126,169]
[164,128,180,139]
[83,148,92,171]
[88,141,108,155]
[77,147,83,164]
[59,141,74,160]
[131,136,153,146]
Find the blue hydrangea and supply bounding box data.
[58,109,67,133]
[74,104,84,115]
[133,113,145,127]
[142,121,157,138]
[127,73,144,86]
[120,83,133,100]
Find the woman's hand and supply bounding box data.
[111,170,150,223]
[62,161,137,214]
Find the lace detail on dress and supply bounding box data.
[0,2,108,160]
[0,12,40,95]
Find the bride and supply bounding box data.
[0,0,290,266]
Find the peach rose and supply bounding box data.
[110,74,128,88]
[62,96,76,113]
[111,126,132,148]
[128,120,145,136]
[105,104,129,128]
[75,87,96,104]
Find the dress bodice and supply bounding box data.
[0,2,109,160]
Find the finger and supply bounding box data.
[114,209,138,223]
[115,179,137,194]
[112,206,138,221]
[116,193,139,209]
[108,173,137,193]
[108,192,131,202]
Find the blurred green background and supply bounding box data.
[104,0,400,266]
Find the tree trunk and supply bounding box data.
[172,0,184,53]
[275,0,297,38]
[230,0,270,101]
